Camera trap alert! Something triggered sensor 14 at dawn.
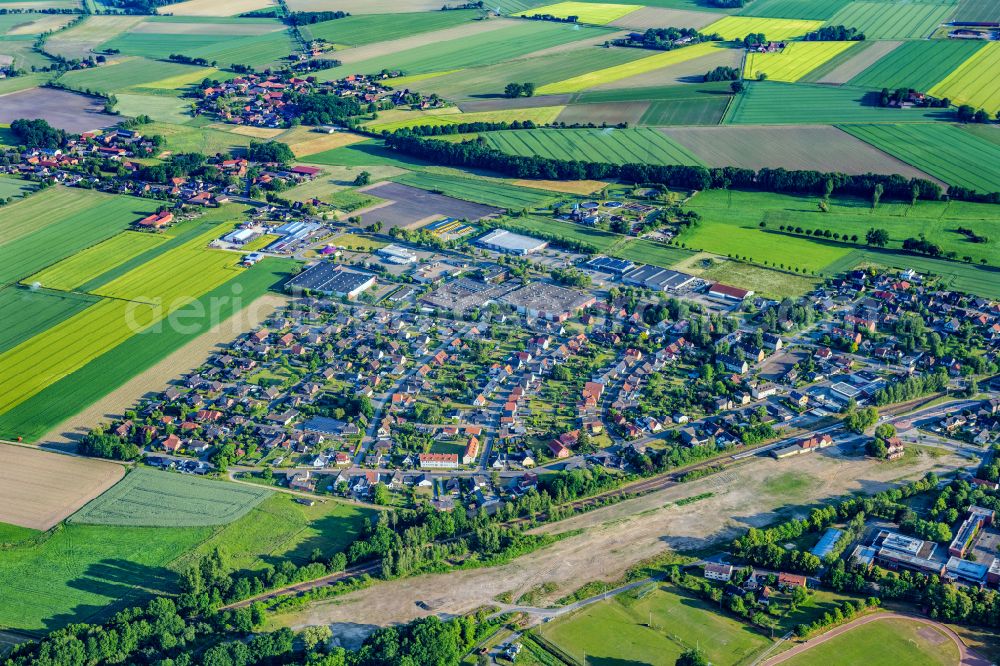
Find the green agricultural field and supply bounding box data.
[841,123,1000,194]
[849,40,984,92]
[57,57,215,94]
[0,521,39,548]
[142,121,254,155]
[537,41,724,94]
[175,493,373,572]
[0,71,49,97]
[484,128,705,166]
[954,0,1000,23]
[824,1,955,40]
[366,106,565,132]
[27,231,166,292]
[0,523,210,632]
[99,30,295,69]
[0,258,294,442]
[738,0,852,20]
[612,238,694,269]
[929,42,1000,113]
[306,139,434,170]
[71,468,271,527]
[114,93,192,124]
[393,172,557,209]
[744,40,857,83]
[541,583,772,665]
[504,216,622,252]
[638,96,732,125]
[0,188,159,286]
[0,287,99,355]
[332,21,614,77]
[299,10,479,45]
[725,81,953,124]
[782,618,959,666]
[702,15,822,40]
[0,175,34,200]
[410,45,649,100]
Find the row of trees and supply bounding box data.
[613,27,719,51]
[804,25,864,41]
[384,133,948,201]
[871,368,949,406]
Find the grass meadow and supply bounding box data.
[781,617,959,666]
[0,175,35,200]
[71,468,271,527]
[393,171,558,209]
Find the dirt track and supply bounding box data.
[274,446,966,633]
[36,293,288,451]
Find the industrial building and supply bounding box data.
[622,264,698,292]
[286,263,376,299]
[475,228,548,255]
[586,256,635,275]
[500,282,596,322]
[858,530,946,576]
[222,227,264,246]
[377,244,418,265]
[709,283,754,301]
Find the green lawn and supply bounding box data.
[542,583,772,666]
[782,617,959,666]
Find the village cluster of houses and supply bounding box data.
[934,398,1000,446]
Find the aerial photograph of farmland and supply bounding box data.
[2,0,1000,664]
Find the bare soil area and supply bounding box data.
[0,87,119,133]
[157,0,275,16]
[609,7,718,30]
[0,443,124,530]
[36,293,288,451]
[275,446,966,632]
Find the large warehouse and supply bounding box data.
[475,228,548,255]
[286,263,376,299]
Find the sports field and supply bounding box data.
[71,468,271,527]
[842,123,1000,195]
[725,81,952,124]
[515,1,641,23]
[0,258,293,443]
[27,232,166,292]
[0,188,159,286]
[929,42,1000,112]
[661,125,935,179]
[542,584,772,665]
[0,287,99,355]
[702,15,823,40]
[483,127,705,166]
[393,172,557,209]
[744,40,857,82]
[738,0,851,20]
[537,41,723,93]
[781,617,959,666]
[824,1,955,40]
[849,40,984,92]
[336,21,614,77]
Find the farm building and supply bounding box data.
[709,283,754,301]
[476,228,548,255]
[137,210,174,229]
[222,227,264,246]
[500,282,596,322]
[286,263,376,299]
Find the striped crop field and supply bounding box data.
[841,123,1000,195]
[537,41,723,93]
[702,15,823,40]
[366,106,566,132]
[929,42,1000,113]
[738,0,852,20]
[849,40,985,92]
[515,1,641,24]
[483,128,705,165]
[26,231,166,292]
[823,1,955,40]
[744,40,857,82]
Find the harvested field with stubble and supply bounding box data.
[275,444,964,632]
[0,444,124,530]
[157,0,275,16]
[0,87,118,133]
[660,125,936,179]
[512,178,608,194]
[42,15,144,60]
